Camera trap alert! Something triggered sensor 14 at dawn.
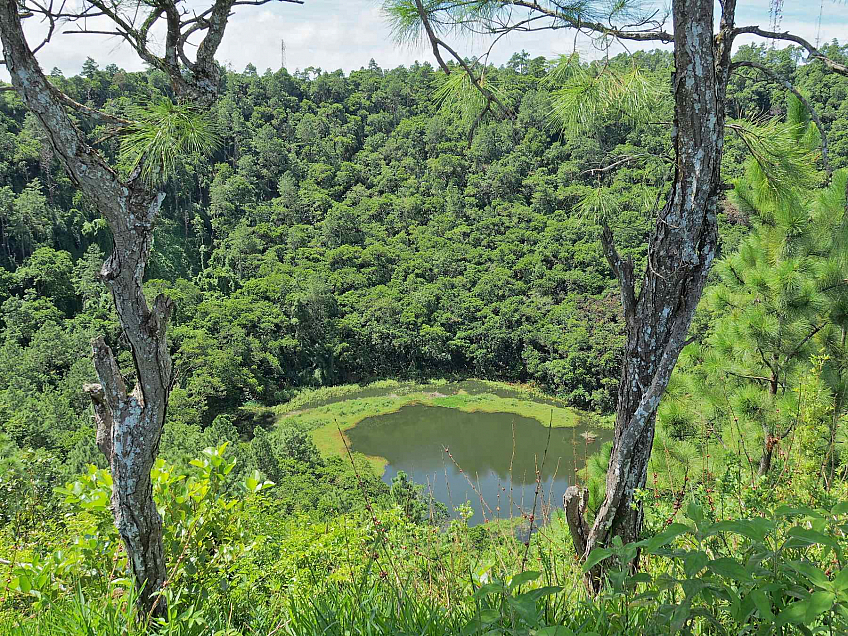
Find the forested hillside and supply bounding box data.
[3,44,846,461]
[3,35,848,634]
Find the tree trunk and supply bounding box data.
[758,374,779,476]
[0,0,172,615]
[758,426,775,476]
[565,0,736,589]
[83,217,174,616]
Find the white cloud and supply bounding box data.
[1,0,844,80]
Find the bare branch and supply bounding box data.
[784,323,825,364]
[732,26,848,77]
[579,153,655,176]
[599,222,636,321]
[725,370,787,388]
[61,29,123,36]
[54,91,132,127]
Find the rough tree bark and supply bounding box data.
[565,0,735,588]
[0,0,302,615]
[0,0,174,612]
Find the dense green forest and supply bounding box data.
[3,35,848,634]
[5,43,847,453]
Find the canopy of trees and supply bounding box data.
[2,45,845,459]
[1,36,848,633]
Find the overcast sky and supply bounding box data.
[7,0,848,79]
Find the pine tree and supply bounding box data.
[675,100,848,477]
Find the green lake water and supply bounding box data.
[346,404,612,527]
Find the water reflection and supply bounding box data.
[346,404,611,526]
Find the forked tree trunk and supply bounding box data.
[565,0,736,590]
[83,214,174,616]
[0,0,173,615]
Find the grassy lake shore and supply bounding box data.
[253,380,609,473]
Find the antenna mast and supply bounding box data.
[281,39,286,70]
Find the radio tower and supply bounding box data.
[281,39,286,70]
[815,0,824,47]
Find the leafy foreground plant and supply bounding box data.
[583,500,848,634]
[6,446,848,635]
[2,444,272,627]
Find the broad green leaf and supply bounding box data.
[774,505,823,519]
[582,548,612,573]
[509,570,541,589]
[11,575,31,594]
[683,551,708,578]
[627,572,653,585]
[670,599,693,632]
[478,608,499,623]
[805,591,835,623]
[751,589,774,621]
[707,557,750,582]
[776,601,808,627]
[473,582,507,599]
[786,527,839,550]
[686,501,704,523]
[637,523,692,553]
[790,560,830,589]
[507,594,537,623]
[833,568,848,591]
[704,519,773,542]
[680,578,710,600]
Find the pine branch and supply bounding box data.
[730,60,831,176]
[505,0,673,42]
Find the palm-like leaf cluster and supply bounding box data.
[119,100,221,187]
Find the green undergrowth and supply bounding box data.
[5,442,848,635]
